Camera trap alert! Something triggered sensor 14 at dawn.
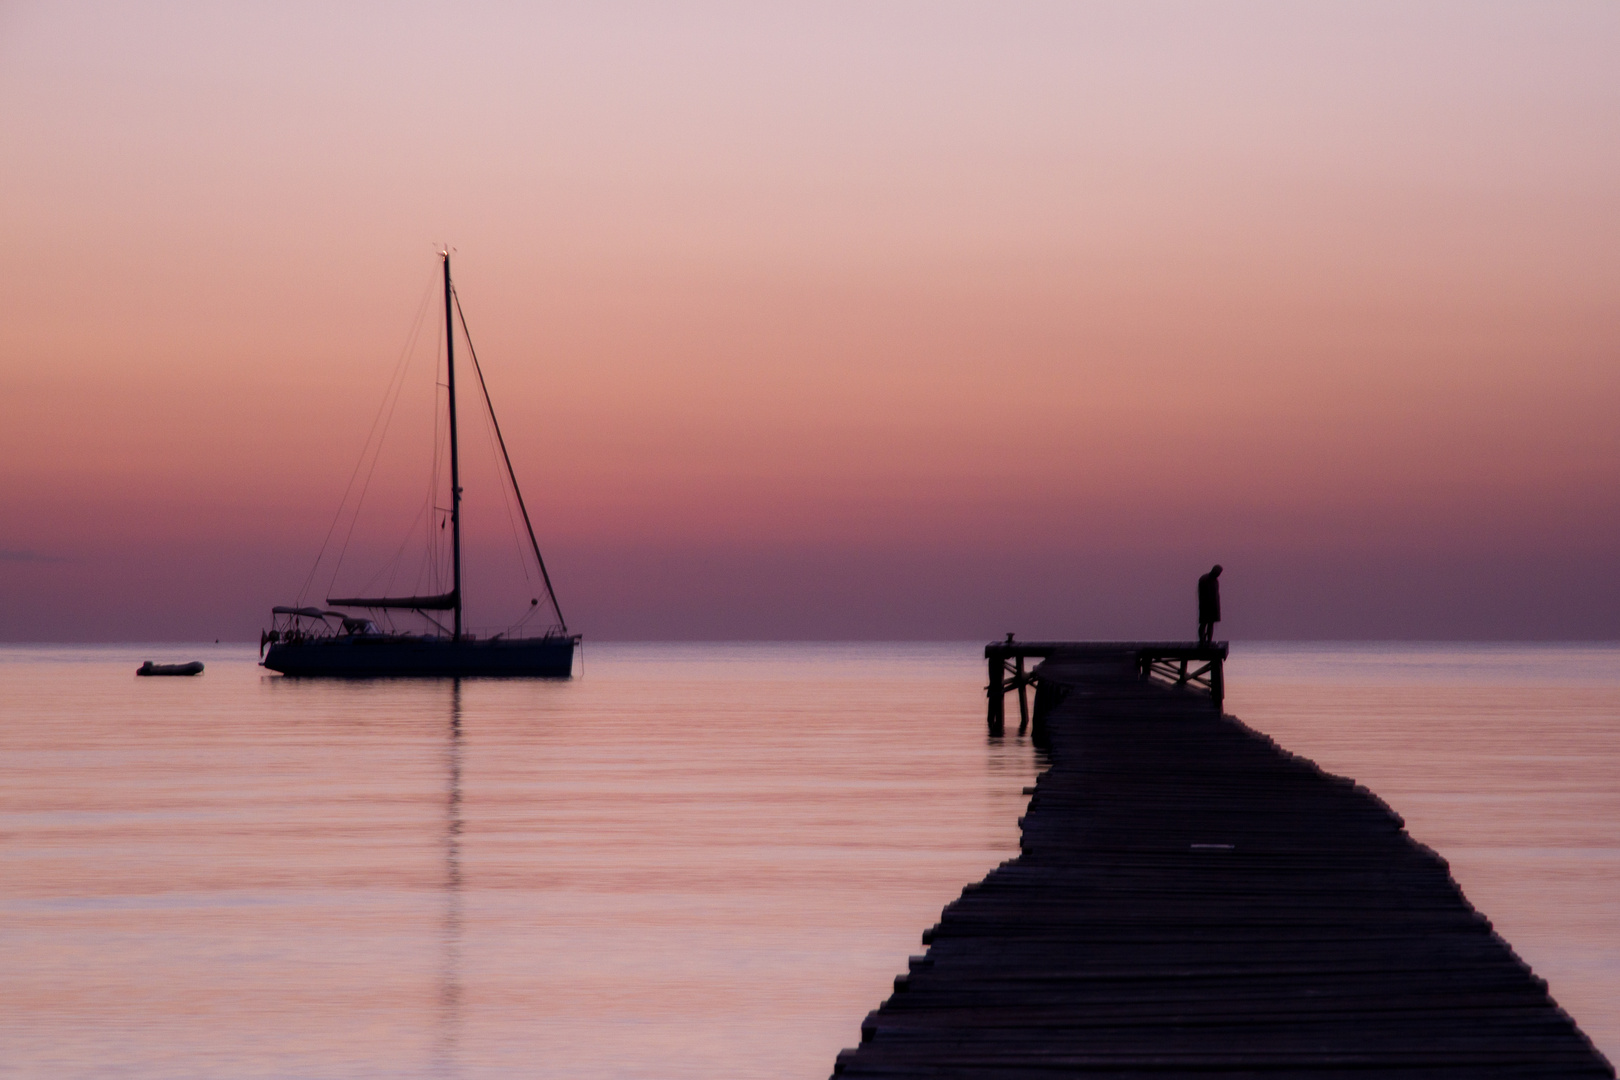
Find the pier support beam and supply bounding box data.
[989,639,1227,737]
[985,652,1005,736]
[1014,655,1029,735]
[1136,642,1228,710]
[986,634,1046,737]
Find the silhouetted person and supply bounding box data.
[1197,565,1222,644]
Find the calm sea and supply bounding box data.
[1,642,1615,1077]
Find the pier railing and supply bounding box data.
[985,637,1227,736]
[1137,643,1227,706]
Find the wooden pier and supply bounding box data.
[831,642,1613,1079]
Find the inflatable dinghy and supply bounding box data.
[137,661,204,676]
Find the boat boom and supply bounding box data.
[327,591,458,610]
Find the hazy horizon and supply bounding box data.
[10,637,1620,649]
[5,2,1618,642]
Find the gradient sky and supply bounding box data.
[3,1,1618,641]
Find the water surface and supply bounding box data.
[1,643,1036,1079]
[2,641,1615,1076]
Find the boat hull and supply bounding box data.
[137,661,204,677]
[263,635,576,678]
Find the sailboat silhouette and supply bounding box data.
[262,253,578,677]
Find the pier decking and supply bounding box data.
[831,643,1612,1079]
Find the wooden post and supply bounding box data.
[1030,678,1058,749]
[1211,653,1225,711]
[1015,655,1030,736]
[987,649,1005,736]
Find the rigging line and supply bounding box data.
[411,514,436,598]
[298,269,436,604]
[324,274,437,597]
[452,286,569,632]
[443,291,531,589]
[368,496,425,595]
[416,493,453,600]
[428,371,450,594]
[471,348,534,584]
[361,490,434,596]
[327,299,432,599]
[408,493,449,600]
[426,332,454,597]
[475,349,533,582]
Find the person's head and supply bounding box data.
[1211,564,1223,577]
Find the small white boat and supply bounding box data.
[137,661,204,677]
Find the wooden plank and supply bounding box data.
[832,644,1614,1079]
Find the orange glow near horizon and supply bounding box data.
[3,2,1619,640]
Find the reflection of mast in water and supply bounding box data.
[434,680,464,1079]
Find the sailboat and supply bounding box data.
[262,252,579,677]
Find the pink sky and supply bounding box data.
[3,2,1618,640]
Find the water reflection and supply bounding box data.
[0,644,1066,1078]
[436,680,464,1079]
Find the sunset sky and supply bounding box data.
[3,2,1618,641]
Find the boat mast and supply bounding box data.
[443,251,463,640]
